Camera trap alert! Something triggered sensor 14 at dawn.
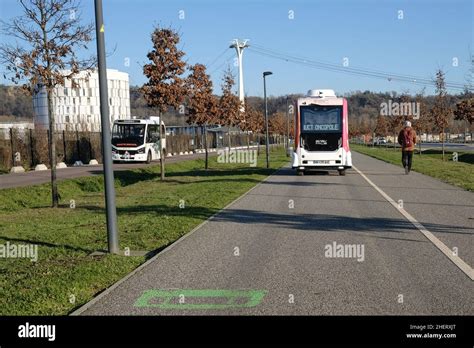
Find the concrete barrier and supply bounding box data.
[56,162,67,169]
[35,164,48,171]
[73,161,84,166]
[10,166,25,173]
[89,159,99,165]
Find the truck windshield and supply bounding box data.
[112,124,146,146]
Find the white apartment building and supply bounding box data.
[33,69,130,131]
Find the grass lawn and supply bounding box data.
[351,144,474,191]
[0,147,288,315]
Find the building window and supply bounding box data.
[65,116,70,123]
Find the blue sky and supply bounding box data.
[0,0,472,97]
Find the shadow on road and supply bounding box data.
[246,192,474,209]
[80,202,473,237]
[211,209,474,236]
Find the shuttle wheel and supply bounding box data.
[146,151,152,164]
[338,169,346,176]
[297,169,304,176]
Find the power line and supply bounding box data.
[250,45,445,87]
[206,47,230,69]
[249,43,466,91]
[209,52,235,76]
[250,43,463,87]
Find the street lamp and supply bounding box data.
[94,0,119,254]
[263,71,272,169]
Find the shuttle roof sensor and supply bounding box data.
[307,89,336,98]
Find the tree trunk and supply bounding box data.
[257,134,260,155]
[246,131,250,150]
[159,111,165,180]
[47,87,59,207]
[464,121,467,144]
[441,128,445,161]
[418,134,422,156]
[228,130,231,152]
[204,124,209,170]
[43,19,58,207]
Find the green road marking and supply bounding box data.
[134,289,267,309]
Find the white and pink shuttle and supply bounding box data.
[292,89,352,175]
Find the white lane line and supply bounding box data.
[353,165,474,281]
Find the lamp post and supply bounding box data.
[263,71,273,169]
[95,0,119,254]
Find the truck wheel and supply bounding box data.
[297,170,304,176]
[146,151,152,164]
[338,169,346,176]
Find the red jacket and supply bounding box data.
[398,127,417,151]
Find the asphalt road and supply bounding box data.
[74,151,473,315]
[0,152,212,189]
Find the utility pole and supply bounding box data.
[94,0,119,254]
[230,39,249,111]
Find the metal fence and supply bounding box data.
[0,128,273,172]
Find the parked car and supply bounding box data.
[373,137,387,145]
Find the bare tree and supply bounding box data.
[453,98,474,143]
[269,112,286,136]
[142,25,187,180]
[240,98,258,150]
[359,116,371,144]
[245,100,264,154]
[185,63,218,170]
[431,69,452,160]
[374,115,389,138]
[389,110,404,150]
[217,67,241,150]
[413,88,429,155]
[1,0,94,207]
